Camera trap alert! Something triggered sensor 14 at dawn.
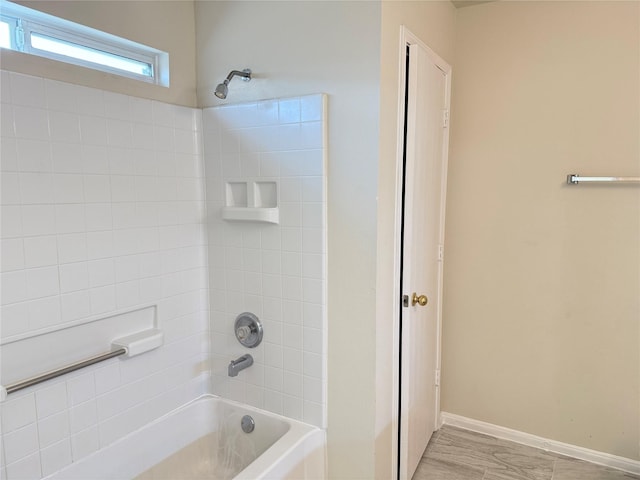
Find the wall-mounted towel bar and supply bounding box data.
[3,348,127,396]
[0,328,163,401]
[567,174,640,185]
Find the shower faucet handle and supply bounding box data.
[236,325,252,341]
[234,312,263,348]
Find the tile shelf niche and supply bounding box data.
[222,179,279,224]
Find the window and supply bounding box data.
[0,1,169,86]
[0,14,17,49]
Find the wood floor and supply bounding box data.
[413,426,640,480]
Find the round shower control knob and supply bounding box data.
[234,312,263,348]
[236,325,251,341]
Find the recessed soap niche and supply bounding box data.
[222,179,279,224]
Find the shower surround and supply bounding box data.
[203,95,327,428]
[0,69,327,479]
[0,70,208,479]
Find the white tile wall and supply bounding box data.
[0,70,209,479]
[203,95,327,428]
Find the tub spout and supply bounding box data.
[228,354,253,377]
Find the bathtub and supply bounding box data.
[44,395,326,480]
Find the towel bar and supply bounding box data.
[567,174,640,185]
[0,328,163,400]
[3,348,127,396]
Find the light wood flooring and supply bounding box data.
[414,426,640,480]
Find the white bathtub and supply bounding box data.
[44,395,326,480]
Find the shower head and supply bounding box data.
[214,82,228,99]
[214,68,252,99]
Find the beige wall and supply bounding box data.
[2,1,197,106]
[194,2,382,478]
[444,1,640,460]
[376,2,456,478]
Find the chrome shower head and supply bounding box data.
[214,81,228,99]
[214,68,252,100]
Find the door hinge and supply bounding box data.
[438,244,444,262]
[435,369,441,386]
[442,109,449,128]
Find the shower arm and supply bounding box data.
[224,70,251,84]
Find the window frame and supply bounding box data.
[0,0,169,87]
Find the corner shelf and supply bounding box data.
[222,179,279,224]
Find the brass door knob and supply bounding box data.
[411,293,428,307]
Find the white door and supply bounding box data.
[399,42,449,480]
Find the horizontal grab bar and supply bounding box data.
[567,174,640,185]
[1,328,164,401]
[4,348,127,396]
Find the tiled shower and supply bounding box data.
[0,70,327,479]
[203,95,327,428]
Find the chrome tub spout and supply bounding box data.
[228,354,253,377]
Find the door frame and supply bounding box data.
[390,25,452,478]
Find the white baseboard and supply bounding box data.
[440,412,640,476]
